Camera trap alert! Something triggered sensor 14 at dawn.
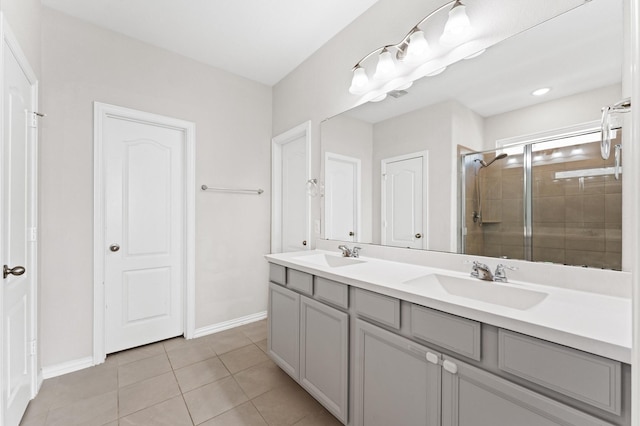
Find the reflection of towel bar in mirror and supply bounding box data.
[201,184,263,195]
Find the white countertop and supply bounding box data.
[265,250,632,363]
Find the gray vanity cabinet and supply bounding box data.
[441,356,616,426]
[354,319,441,426]
[268,263,628,426]
[268,273,349,424]
[267,282,300,380]
[300,296,349,424]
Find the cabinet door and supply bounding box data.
[354,319,441,426]
[442,356,616,426]
[300,296,349,424]
[268,282,300,380]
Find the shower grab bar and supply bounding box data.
[554,167,622,179]
[201,184,264,195]
[601,98,630,160]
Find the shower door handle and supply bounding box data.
[614,144,622,180]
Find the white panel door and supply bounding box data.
[1,37,37,426]
[382,154,426,249]
[104,116,184,354]
[325,153,360,241]
[281,135,309,252]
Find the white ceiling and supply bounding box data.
[40,0,380,86]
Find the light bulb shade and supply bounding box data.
[370,93,387,102]
[395,81,413,91]
[404,30,430,63]
[441,1,471,44]
[374,49,396,80]
[349,66,369,94]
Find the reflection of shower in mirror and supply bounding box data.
[474,153,508,168]
[473,153,508,225]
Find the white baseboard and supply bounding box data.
[40,312,267,378]
[42,356,94,379]
[192,311,267,339]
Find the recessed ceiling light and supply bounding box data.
[532,87,551,96]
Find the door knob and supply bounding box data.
[349,231,355,236]
[415,233,422,239]
[302,240,307,246]
[3,265,26,279]
[109,244,120,252]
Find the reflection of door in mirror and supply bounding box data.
[272,122,311,253]
[325,153,361,242]
[381,152,428,249]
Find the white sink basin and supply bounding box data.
[404,274,548,310]
[292,253,366,268]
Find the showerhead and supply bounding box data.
[475,153,507,168]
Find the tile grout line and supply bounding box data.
[167,339,197,426]
[248,399,271,426]
[115,353,121,424]
[170,358,197,426]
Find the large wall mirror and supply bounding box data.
[320,0,624,270]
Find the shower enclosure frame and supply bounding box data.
[459,120,610,262]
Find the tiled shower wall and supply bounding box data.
[464,139,622,270]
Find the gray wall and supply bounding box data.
[39,8,272,367]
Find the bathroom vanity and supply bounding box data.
[265,250,632,426]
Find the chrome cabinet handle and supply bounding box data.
[443,360,458,375]
[109,244,120,252]
[302,240,307,246]
[3,265,26,279]
[415,233,422,239]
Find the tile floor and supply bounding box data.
[20,320,342,426]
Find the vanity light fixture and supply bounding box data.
[349,0,472,98]
[373,48,396,80]
[441,0,471,44]
[531,87,551,96]
[404,29,430,63]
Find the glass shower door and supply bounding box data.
[461,146,525,259]
[460,129,622,270]
[530,132,622,269]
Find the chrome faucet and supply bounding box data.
[494,264,518,283]
[469,261,493,281]
[338,245,362,258]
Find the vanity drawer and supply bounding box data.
[314,277,349,309]
[498,329,622,415]
[354,288,400,329]
[287,269,313,295]
[410,304,481,361]
[269,263,286,285]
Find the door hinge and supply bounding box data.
[28,114,37,128]
[30,340,37,356]
[28,227,37,242]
